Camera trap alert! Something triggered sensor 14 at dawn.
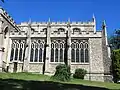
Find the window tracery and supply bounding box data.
[10,39,25,61]
[51,39,65,62]
[30,39,45,62]
[71,39,89,63]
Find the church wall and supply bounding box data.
[71,64,90,74]
[0,7,113,82]
[48,63,65,74]
[9,63,14,72]
[9,62,23,72]
[0,10,19,71]
[29,63,43,73]
[89,37,104,81]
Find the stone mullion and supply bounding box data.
[79,48,81,63]
[54,47,55,62]
[63,48,64,62]
[37,43,39,62]
[84,46,85,63]
[17,44,20,61]
[42,48,44,62]
[58,47,60,62]
[75,47,76,63]
[16,43,19,61]
[38,47,40,62]
[33,44,35,62]
[13,43,16,61]
[21,44,24,62]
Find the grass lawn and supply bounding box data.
[0,72,120,90]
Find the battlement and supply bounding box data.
[19,20,94,26]
[0,7,20,31]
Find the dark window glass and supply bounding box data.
[15,48,18,60]
[71,49,75,62]
[34,48,38,62]
[39,48,42,62]
[81,49,84,62]
[10,48,14,61]
[60,49,63,62]
[55,49,58,62]
[76,49,79,62]
[19,48,22,61]
[51,48,54,62]
[85,49,89,62]
[30,48,34,62]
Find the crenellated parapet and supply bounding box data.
[0,7,20,32]
[12,20,100,38]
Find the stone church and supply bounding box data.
[0,7,112,82]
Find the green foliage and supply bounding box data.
[109,29,120,49]
[73,68,87,79]
[0,73,120,89]
[52,64,71,81]
[112,49,120,83]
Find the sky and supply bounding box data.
[0,0,120,36]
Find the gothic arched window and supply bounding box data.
[30,39,45,62]
[10,40,25,62]
[71,39,89,63]
[51,39,65,62]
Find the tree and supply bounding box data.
[111,49,120,83]
[109,29,120,49]
[109,29,120,83]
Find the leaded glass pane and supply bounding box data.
[19,48,22,61]
[15,48,18,60]
[55,49,58,62]
[39,48,42,62]
[76,49,79,62]
[10,48,14,61]
[30,48,34,62]
[81,49,84,62]
[51,48,54,62]
[60,49,63,62]
[34,48,38,62]
[71,49,75,62]
[85,49,89,62]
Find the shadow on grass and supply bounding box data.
[0,79,109,90]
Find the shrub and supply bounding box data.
[52,64,71,81]
[112,49,120,83]
[73,68,87,79]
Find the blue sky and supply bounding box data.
[1,0,120,36]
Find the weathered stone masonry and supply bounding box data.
[0,7,112,82]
